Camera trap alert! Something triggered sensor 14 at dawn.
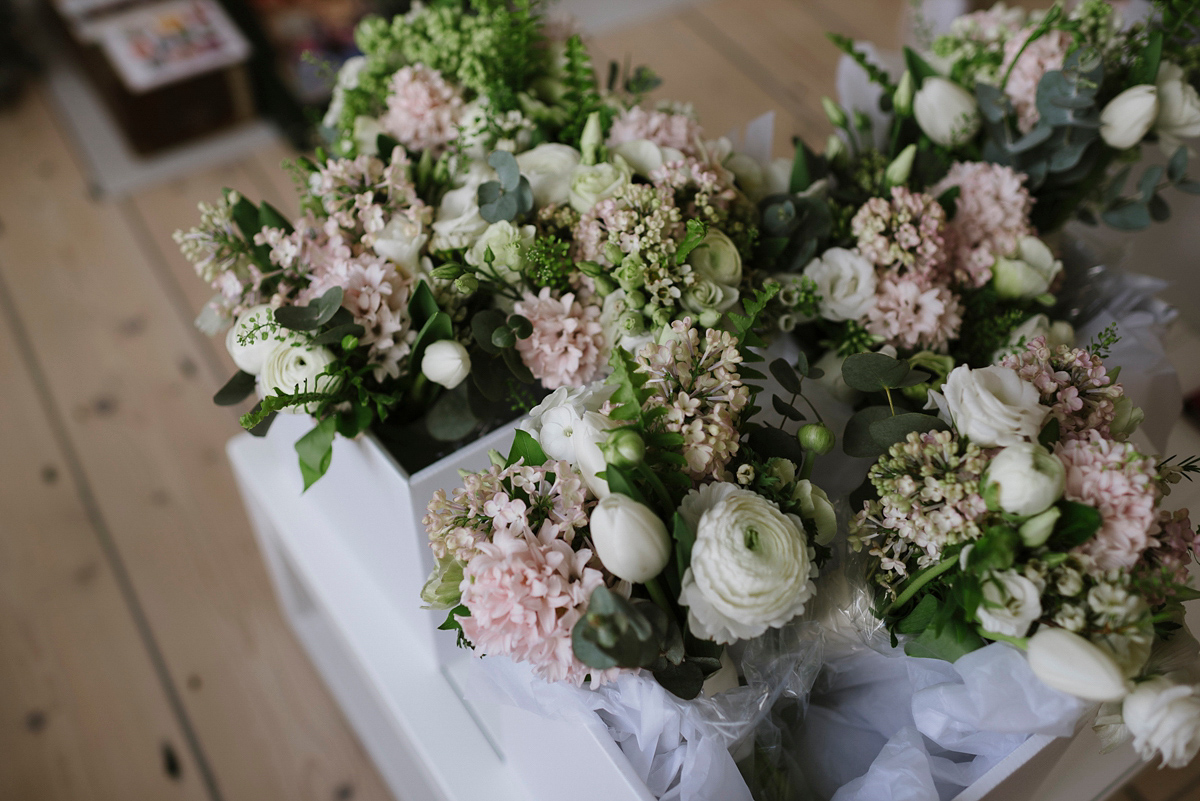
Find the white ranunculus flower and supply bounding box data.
[259,341,340,413]
[589,494,672,582]
[612,139,685,179]
[421,340,470,389]
[934,364,1048,447]
[568,158,632,213]
[793,480,838,546]
[464,220,537,282]
[975,569,1043,638]
[993,314,1074,362]
[1027,628,1132,702]
[677,482,816,645]
[226,304,291,375]
[683,280,740,322]
[516,143,581,207]
[1100,84,1159,149]
[803,247,877,322]
[993,236,1062,299]
[984,442,1065,517]
[1156,62,1200,151]
[688,229,743,287]
[372,214,428,277]
[913,77,981,147]
[1124,677,1200,768]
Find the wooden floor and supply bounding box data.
[0,0,1198,799]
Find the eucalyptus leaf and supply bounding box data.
[1102,201,1152,230]
[653,660,705,700]
[841,351,911,392]
[843,406,893,458]
[1178,180,1200,195]
[311,323,366,347]
[769,357,803,394]
[1139,165,1165,202]
[274,286,344,331]
[868,413,949,450]
[772,394,806,422]
[471,308,507,355]
[1149,194,1171,222]
[1168,146,1188,183]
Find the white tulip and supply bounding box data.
[1124,677,1200,768]
[913,77,981,147]
[976,569,1043,638]
[420,340,471,389]
[589,494,672,583]
[984,442,1065,517]
[1028,628,1132,702]
[992,236,1062,299]
[687,229,743,287]
[1157,62,1200,150]
[259,341,341,413]
[372,214,428,277]
[612,139,684,180]
[803,247,877,321]
[934,364,1048,447]
[515,143,581,207]
[226,304,291,375]
[1100,84,1159,150]
[567,158,632,213]
[678,483,816,644]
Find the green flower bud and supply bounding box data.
[1020,506,1062,548]
[649,306,672,329]
[894,70,915,116]
[698,309,723,328]
[853,110,872,134]
[603,429,646,468]
[603,242,624,265]
[900,350,957,402]
[825,134,847,166]
[341,334,359,351]
[884,144,917,189]
[822,96,848,128]
[454,274,480,293]
[626,289,647,309]
[593,275,616,296]
[580,111,604,165]
[577,260,605,278]
[431,264,463,280]
[615,310,645,336]
[797,422,836,456]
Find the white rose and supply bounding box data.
[589,494,672,582]
[687,229,743,288]
[226,304,292,375]
[612,139,684,179]
[372,214,428,277]
[1124,677,1200,768]
[430,167,492,251]
[464,220,537,282]
[984,442,1065,517]
[1099,84,1159,150]
[677,483,816,645]
[352,115,385,156]
[993,314,1074,362]
[793,480,838,546]
[420,340,470,389]
[568,158,632,213]
[259,341,341,413]
[975,569,1043,638]
[803,248,877,321]
[516,143,581,207]
[1156,62,1200,151]
[913,77,981,147]
[935,364,1048,447]
[1028,628,1132,702]
[993,236,1062,299]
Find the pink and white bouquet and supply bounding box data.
[844,332,1200,767]
[421,302,840,697]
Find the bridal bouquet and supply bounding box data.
[846,333,1200,767]
[421,302,840,697]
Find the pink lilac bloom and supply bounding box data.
[866,275,963,352]
[512,289,607,389]
[1057,431,1160,572]
[1138,509,1198,603]
[651,157,739,217]
[382,65,465,153]
[1001,28,1071,133]
[851,187,950,283]
[931,161,1034,287]
[1001,336,1124,439]
[607,106,704,157]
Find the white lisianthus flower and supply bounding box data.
[993,314,1074,362]
[975,569,1043,637]
[933,364,1048,447]
[1027,628,1132,702]
[913,77,981,147]
[226,304,292,375]
[1156,62,1200,152]
[793,480,838,546]
[589,494,672,582]
[687,229,744,287]
[259,341,341,413]
[1124,677,1200,768]
[1100,84,1159,149]
[677,483,816,645]
[421,340,471,389]
[521,387,618,497]
[567,158,632,213]
[372,214,429,277]
[464,220,537,283]
[612,139,685,179]
[984,442,1065,516]
[515,143,581,207]
[993,236,1062,299]
[803,247,877,321]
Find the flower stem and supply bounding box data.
[978,628,1030,650]
[637,462,675,518]
[885,387,896,416]
[800,454,814,481]
[885,555,957,614]
[645,577,672,616]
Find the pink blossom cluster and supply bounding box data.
[1001,28,1071,133]
[1057,431,1161,571]
[1139,509,1199,602]
[607,105,704,156]
[650,156,739,218]
[1000,336,1123,439]
[637,322,749,479]
[382,65,465,153]
[931,161,1034,287]
[512,289,606,389]
[867,277,963,352]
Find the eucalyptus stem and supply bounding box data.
[886,555,957,614]
[884,387,896,416]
